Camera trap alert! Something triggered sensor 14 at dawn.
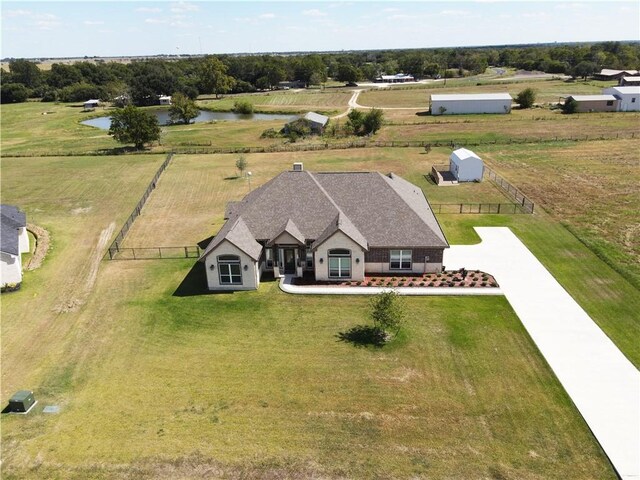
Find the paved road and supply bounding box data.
[445,227,640,480]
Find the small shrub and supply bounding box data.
[482,281,487,286]
[408,282,414,287]
[470,282,476,287]
[367,281,373,286]
[233,99,254,114]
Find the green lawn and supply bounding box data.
[0,257,615,479]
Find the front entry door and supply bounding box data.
[284,248,296,274]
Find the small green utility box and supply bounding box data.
[9,390,36,413]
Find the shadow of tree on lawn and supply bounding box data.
[336,325,387,348]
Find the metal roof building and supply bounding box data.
[430,93,513,115]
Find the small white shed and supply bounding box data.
[83,99,100,110]
[602,86,640,112]
[450,148,484,182]
[159,95,172,105]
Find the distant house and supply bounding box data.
[565,95,619,113]
[1,205,29,290]
[159,95,172,105]
[199,165,449,291]
[603,86,640,111]
[619,76,640,86]
[277,80,305,90]
[430,93,512,115]
[450,148,484,182]
[375,73,415,83]
[83,99,100,110]
[594,69,639,81]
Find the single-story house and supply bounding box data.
[159,95,172,105]
[83,99,100,110]
[450,148,484,182]
[565,95,619,113]
[1,205,29,289]
[602,86,640,111]
[594,69,639,81]
[375,73,415,83]
[430,93,513,115]
[619,76,640,86]
[199,164,449,291]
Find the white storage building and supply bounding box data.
[450,148,484,182]
[430,93,512,115]
[602,86,640,112]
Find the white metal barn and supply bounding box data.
[430,93,513,115]
[450,148,484,182]
[602,86,640,111]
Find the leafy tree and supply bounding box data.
[369,290,405,336]
[347,109,384,136]
[572,61,597,80]
[169,92,199,124]
[108,105,160,149]
[9,59,42,89]
[515,88,536,109]
[198,56,235,98]
[1,83,29,103]
[362,109,384,135]
[283,118,311,142]
[346,109,365,135]
[235,155,248,177]
[233,99,254,114]
[562,97,579,114]
[336,64,360,83]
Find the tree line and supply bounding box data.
[2,41,639,104]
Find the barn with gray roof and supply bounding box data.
[200,165,448,291]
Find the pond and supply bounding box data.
[81,109,299,130]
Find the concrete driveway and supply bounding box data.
[445,227,640,480]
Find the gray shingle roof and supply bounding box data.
[201,169,448,261]
[311,212,368,251]
[1,205,26,256]
[201,216,262,260]
[268,219,306,246]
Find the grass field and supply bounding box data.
[1,76,637,478]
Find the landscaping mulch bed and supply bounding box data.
[292,269,499,288]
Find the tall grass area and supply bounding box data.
[0,258,614,479]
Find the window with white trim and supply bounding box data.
[390,249,412,270]
[328,249,351,278]
[306,250,313,268]
[265,248,273,268]
[218,255,242,285]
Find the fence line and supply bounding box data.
[430,203,529,214]
[483,166,535,214]
[2,132,635,158]
[108,245,201,260]
[104,152,174,260]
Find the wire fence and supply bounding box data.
[104,152,174,260]
[430,203,530,214]
[484,166,535,214]
[107,245,201,260]
[3,131,636,158]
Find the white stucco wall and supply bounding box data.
[431,99,512,115]
[603,88,640,111]
[1,252,22,286]
[18,227,30,254]
[314,231,365,281]
[203,240,260,291]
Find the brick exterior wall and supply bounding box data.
[365,248,444,264]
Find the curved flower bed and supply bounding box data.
[293,269,499,288]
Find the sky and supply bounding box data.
[1,1,639,59]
